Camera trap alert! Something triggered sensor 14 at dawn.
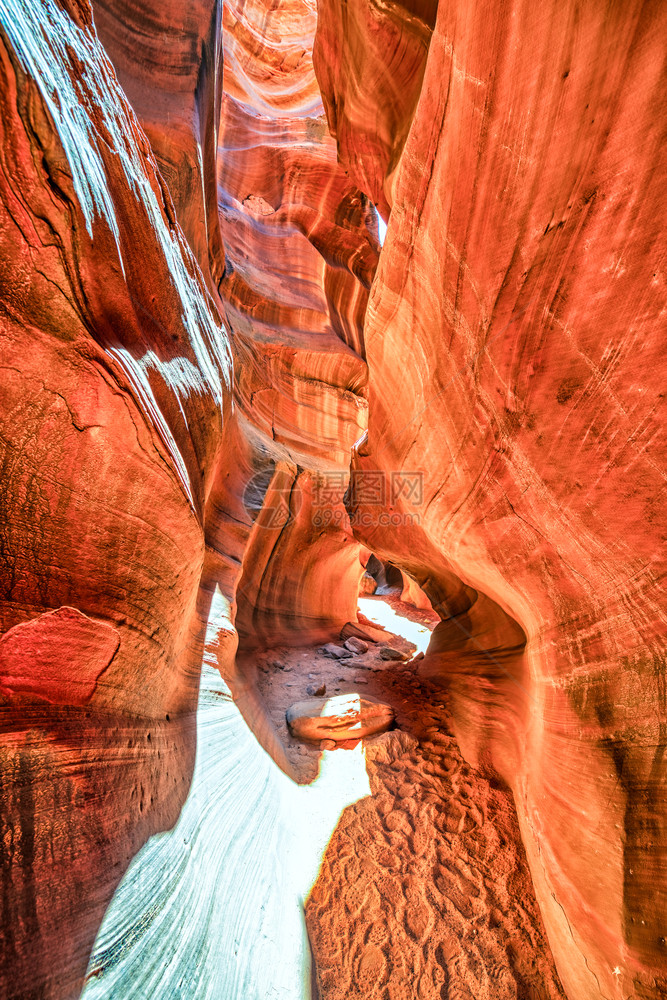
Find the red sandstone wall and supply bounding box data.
[314,1,667,997]
[209,0,378,655]
[0,1,228,992]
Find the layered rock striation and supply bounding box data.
[0,0,228,992]
[316,1,667,997]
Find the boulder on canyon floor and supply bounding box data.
[286,693,395,743]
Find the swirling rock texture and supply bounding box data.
[91,0,225,288]
[215,0,379,657]
[0,0,373,992]
[317,1,667,999]
[0,0,665,997]
[0,0,229,994]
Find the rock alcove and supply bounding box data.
[0,0,665,999]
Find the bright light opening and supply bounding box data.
[358,595,433,654]
[376,209,388,246]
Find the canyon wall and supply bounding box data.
[314,1,667,998]
[0,0,231,991]
[213,0,376,657]
[0,0,374,991]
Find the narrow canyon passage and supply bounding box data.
[0,0,665,997]
[78,597,565,1000]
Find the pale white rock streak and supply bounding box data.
[81,662,371,1000]
[0,0,232,508]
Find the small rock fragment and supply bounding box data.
[344,637,368,655]
[380,647,406,660]
[320,739,336,750]
[353,676,369,684]
[307,683,326,696]
[319,643,352,659]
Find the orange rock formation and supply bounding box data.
[0,0,664,997]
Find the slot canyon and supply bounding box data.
[0,0,665,997]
